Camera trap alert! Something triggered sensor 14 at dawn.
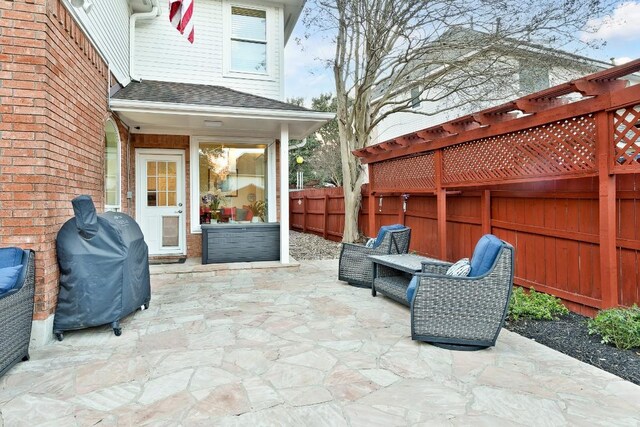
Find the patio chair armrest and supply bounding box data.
[420,261,452,275]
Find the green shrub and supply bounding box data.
[508,287,569,321]
[587,305,640,350]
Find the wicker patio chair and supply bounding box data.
[410,235,514,351]
[0,248,35,378]
[338,226,411,288]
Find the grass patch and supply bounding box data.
[588,305,640,350]
[508,287,569,321]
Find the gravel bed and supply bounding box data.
[505,313,640,385]
[289,230,342,260]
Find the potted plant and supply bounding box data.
[248,200,267,222]
[202,189,227,223]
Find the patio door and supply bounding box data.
[136,150,186,256]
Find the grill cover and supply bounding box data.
[54,195,150,333]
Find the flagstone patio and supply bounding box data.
[1,259,639,426]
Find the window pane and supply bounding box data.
[147,192,157,207]
[231,40,266,73]
[198,143,267,225]
[147,161,157,176]
[231,7,266,41]
[104,121,120,207]
[519,61,549,94]
[147,177,157,191]
[168,176,177,191]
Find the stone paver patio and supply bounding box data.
[1,259,639,426]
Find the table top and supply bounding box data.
[368,253,449,273]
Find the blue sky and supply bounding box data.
[284,1,640,104]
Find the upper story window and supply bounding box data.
[410,87,421,109]
[519,60,549,95]
[231,7,267,74]
[104,119,121,211]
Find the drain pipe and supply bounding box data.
[289,138,307,150]
[129,0,160,82]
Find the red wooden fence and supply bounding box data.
[290,186,370,242]
[291,60,640,316]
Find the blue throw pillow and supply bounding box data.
[0,265,23,294]
[372,224,406,248]
[469,234,503,277]
[406,275,419,303]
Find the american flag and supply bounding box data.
[169,0,194,44]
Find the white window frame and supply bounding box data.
[222,1,275,81]
[189,136,274,233]
[104,118,121,212]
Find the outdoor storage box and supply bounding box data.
[201,223,280,264]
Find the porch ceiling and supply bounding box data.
[111,101,333,139]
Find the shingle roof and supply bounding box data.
[112,80,311,112]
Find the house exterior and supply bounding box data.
[372,30,618,145]
[0,0,332,347]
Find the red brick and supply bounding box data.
[2,10,36,22]
[1,0,110,318]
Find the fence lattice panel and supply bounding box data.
[613,105,640,171]
[371,153,435,191]
[442,115,597,186]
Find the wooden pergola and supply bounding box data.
[354,59,640,313]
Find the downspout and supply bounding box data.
[129,0,160,82]
[289,138,307,150]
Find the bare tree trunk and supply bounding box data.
[341,144,365,242]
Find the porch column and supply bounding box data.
[280,124,290,264]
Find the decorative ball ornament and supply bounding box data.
[296,156,304,165]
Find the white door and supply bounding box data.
[136,150,186,256]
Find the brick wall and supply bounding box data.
[0,0,109,319]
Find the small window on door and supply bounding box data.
[104,119,121,211]
[146,161,178,207]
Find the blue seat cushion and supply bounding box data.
[372,224,406,248]
[406,275,418,303]
[469,234,504,277]
[0,247,23,269]
[0,265,23,295]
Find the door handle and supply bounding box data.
[176,210,183,214]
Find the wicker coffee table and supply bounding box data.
[368,253,449,306]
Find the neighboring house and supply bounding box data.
[372,29,619,145]
[0,0,332,346]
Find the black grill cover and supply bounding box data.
[54,195,150,332]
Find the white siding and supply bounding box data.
[69,0,131,85]
[373,61,605,145]
[135,0,282,100]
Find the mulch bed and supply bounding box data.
[505,312,640,386]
